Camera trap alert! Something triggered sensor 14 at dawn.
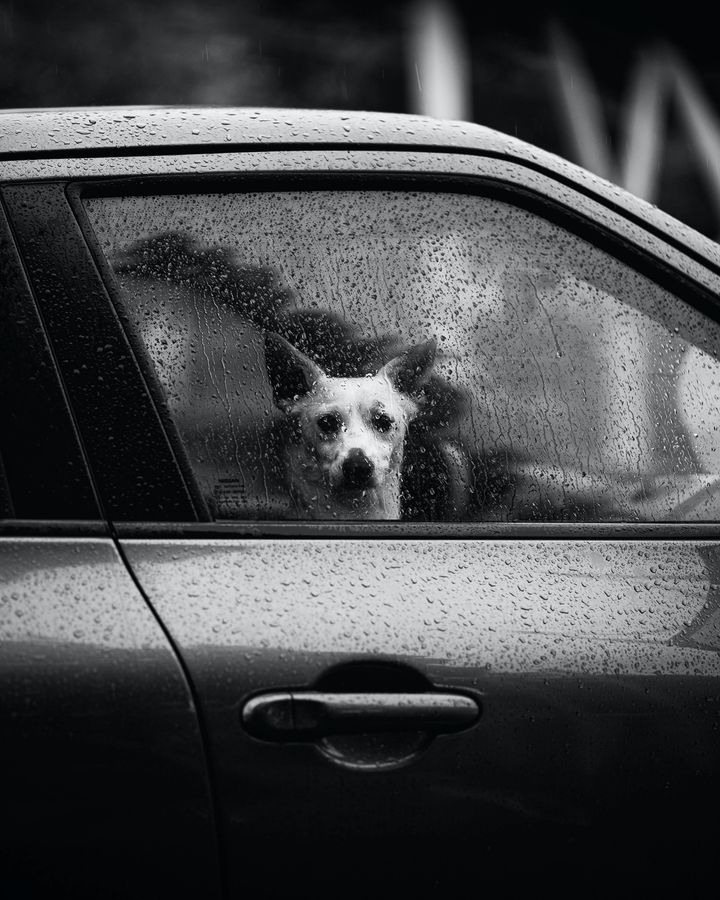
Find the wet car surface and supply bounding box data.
[2,107,720,897]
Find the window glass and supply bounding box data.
[83,189,720,522]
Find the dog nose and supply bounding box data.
[342,449,375,488]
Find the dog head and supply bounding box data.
[264,332,436,516]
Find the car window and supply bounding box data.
[82,189,720,522]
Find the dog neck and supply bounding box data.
[287,466,403,520]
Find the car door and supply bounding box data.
[0,191,221,899]
[8,152,720,897]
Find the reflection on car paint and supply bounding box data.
[0,538,171,649]
[123,538,720,676]
[0,538,221,897]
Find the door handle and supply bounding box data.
[242,691,481,741]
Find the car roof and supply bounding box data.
[2,105,719,270]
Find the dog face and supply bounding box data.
[264,333,436,517]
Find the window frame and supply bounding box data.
[2,181,205,526]
[49,161,720,537]
[0,192,103,535]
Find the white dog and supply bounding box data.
[264,332,436,519]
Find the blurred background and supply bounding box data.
[1,0,719,239]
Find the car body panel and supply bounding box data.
[0,538,222,898]
[121,536,720,891]
[122,539,720,671]
[4,106,720,896]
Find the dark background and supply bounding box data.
[2,0,719,238]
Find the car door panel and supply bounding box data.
[121,536,720,892]
[0,537,222,898]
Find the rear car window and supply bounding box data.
[82,189,720,522]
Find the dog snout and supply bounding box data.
[341,448,375,489]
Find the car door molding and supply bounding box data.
[113,520,720,540]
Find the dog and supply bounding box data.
[264,332,437,519]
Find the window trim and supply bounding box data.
[2,181,204,524]
[68,184,212,523]
[0,520,109,537]
[0,192,101,526]
[114,520,720,540]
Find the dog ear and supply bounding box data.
[380,339,437,395]
[264,332,325,408]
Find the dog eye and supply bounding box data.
[317,413,342,436]
[372,413,393,433]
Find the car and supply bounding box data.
[3,106,720,898]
